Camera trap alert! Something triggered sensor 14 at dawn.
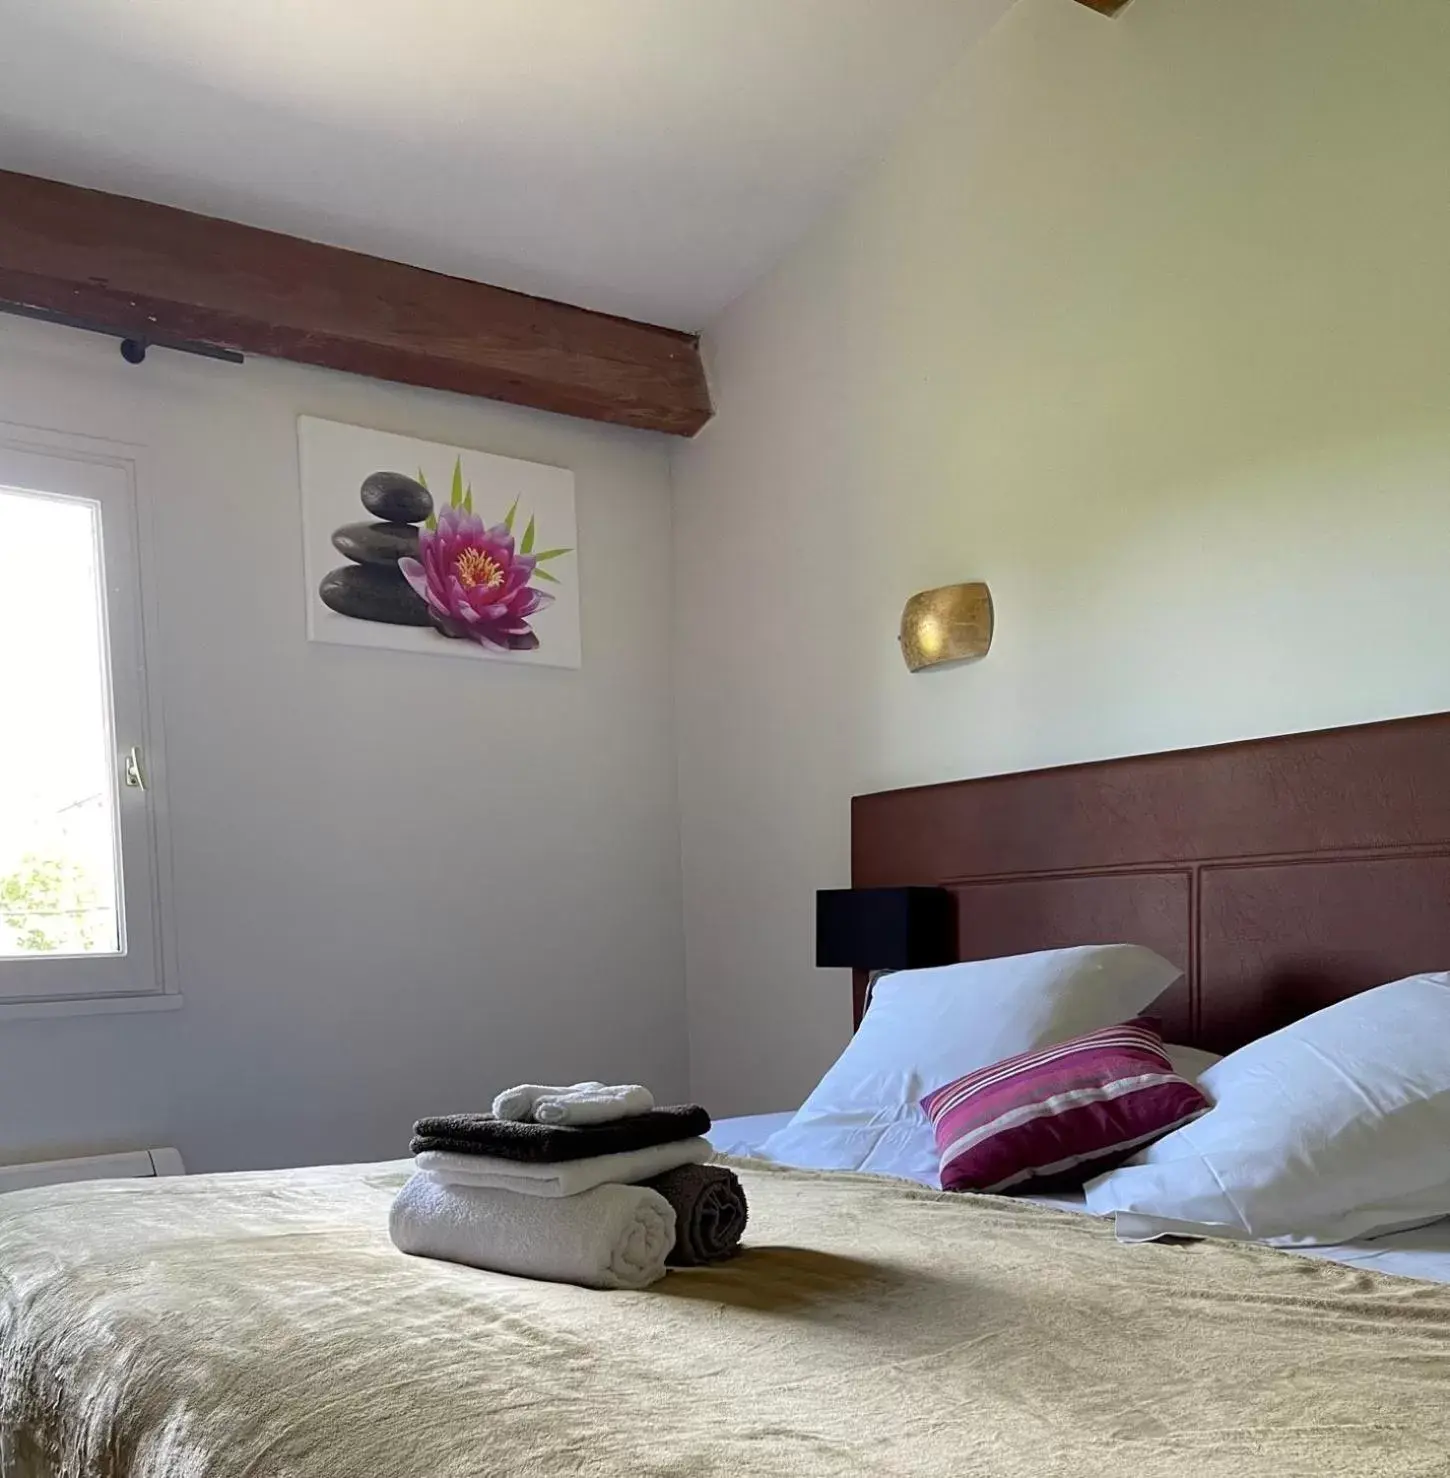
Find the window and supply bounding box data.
[0,437,169,1008]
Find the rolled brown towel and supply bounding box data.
[644,1162,748,1266]
[410,1105,712,1163]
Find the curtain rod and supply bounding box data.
[0,300,245,365]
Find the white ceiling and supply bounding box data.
[0,0,1012,330]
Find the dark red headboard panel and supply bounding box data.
[852,711,1450,1050]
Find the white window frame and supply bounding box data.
[0,426,178,1017]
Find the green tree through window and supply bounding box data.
[0,854,99,953]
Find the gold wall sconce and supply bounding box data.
[899,582,993,672]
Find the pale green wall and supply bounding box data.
[673,0,1450,1111]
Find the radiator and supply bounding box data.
[0,1146,185,1195]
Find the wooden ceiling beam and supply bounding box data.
[0,169,712,437]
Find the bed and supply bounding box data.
[6,710,1450,1478]
[714,1110,1450,1285]
[5,1151,1450,1478]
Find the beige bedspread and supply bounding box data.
[2,1157,1448,1478]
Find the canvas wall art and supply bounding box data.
[299,416,580,668]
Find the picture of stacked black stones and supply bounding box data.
[318,472,433,626]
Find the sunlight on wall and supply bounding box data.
[673,0,1450,1112]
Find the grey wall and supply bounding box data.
[0,315,688,1172]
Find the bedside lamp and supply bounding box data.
[816,886,956,1020]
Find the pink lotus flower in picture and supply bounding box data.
[397,465,570,652]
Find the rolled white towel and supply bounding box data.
[492,1082,597,1122]
[389,1174,675,1290]
[414,1136,711,1198]
[492,1082,655,1126]
[535,1083,654,1125]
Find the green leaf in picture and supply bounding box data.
[450,457,464,509]
[503,497,519,533]
[521,516,536,554]
[463,482,473,514]
[425,512,437,531]
[417,467,429,490]
[532,547,572,562]
[533,567,559,583]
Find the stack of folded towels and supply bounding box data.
[389,1081,748,1291]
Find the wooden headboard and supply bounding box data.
[852,710,1450,1049]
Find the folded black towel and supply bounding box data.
[645,1163,748,1266]
[410,1104,712,1164]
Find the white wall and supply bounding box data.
[673,0,1450,1114]
[0,315,687,1171]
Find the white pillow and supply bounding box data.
[1084,972,1450,1246]
[758,945,1182,1178]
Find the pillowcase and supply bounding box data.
[1083,972,1450,1246]
[1164,1044,1221,1084]
[758,944,1183,1178]
[922,1018,1209,1193]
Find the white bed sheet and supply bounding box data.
[708,1111,798,1157]
[708,1112,1450,1285]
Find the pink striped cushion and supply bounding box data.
[920,1019,1209,1194]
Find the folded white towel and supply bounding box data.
[492,1081,655,1126]
[415,1136,711,1198]
[390,1174,675,1290]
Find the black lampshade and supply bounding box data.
[815,887,955,971]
